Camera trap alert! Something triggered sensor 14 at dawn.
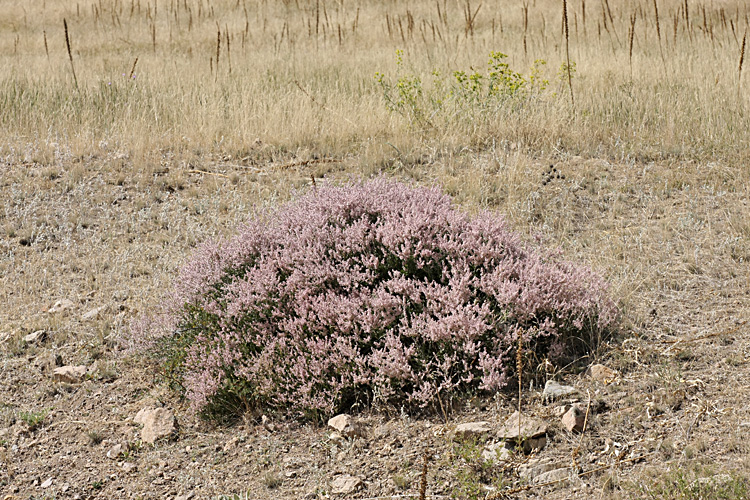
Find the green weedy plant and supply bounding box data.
[19,409,49,431]
[376,50,549,127]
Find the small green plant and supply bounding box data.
[376,50,550,128]
[19,409,49,431]
[448,438,507,499]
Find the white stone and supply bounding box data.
[453,421,492,440]
[23,330,46,343]
[498,411,548,453]
[542,380,576,402]
[534,467,574,485]
[134,408,176,444]
[49,299,75,314]
[589,364,617,382]
[53,365,87,384]
[327,414,365,438]
[82,305,108,321]
[482,442,512,462]
[519,458,558,481]
[106,443,124,459]
[498,411,547,440]
[41,478,53,488]
[330,475,363,494]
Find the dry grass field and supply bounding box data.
[1,0,750,498]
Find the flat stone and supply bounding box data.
[53,365,87,384]
[327,414,365,439]
[498,411,547,453]
[498,411,547,440]
[542,380,576,402]
[106,443,124,459]
[534,467,574,486]
[552,405,569,417]
[453,421,492,440]
[330,475,363,495]
[134,408,176,444]
[48,299,75,314]
[40,478,53,488]
[562,404,587,433]
[482,441,512,462]
[82,305,108,321]
[23,330,46,344]
[519,458,558,481]
[589,364,616,382]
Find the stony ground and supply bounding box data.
[1,149,749,499]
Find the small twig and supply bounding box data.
[187,169,230,178]
[275,158,341,169]
[292,80,358,127]
[658,321,746,345]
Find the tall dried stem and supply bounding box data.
[63,19,78,89]
[563,0,575,106]
[739,29,747,99]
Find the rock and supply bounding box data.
[589,364,616,382]
[23,330,46,344]
[328,431,345,446]
[327,414,365,439]
[134,408,177,444]
[330,475,363,495]
[41,478,53,488]
[498,411,547,440]
[53,365,87,384]
[106,443,124,459]
[36,353,64,374]
[562,404,587,433]
[519,458,558,481]
[498,411,547,453]
[482,442,512,462]
[534,467,575,486]
[552,405,569,417]
[261,415,276,433]
[82,305,108,321]
[48,299,75,314]
[452,421,492,440]
[542,380,576,402]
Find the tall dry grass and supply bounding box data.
[0,0,748,165]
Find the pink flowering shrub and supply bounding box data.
[135,177,617,419]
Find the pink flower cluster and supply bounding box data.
[136,177,617,416]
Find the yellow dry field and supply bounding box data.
[1,0,750,498]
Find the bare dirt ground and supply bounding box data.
[1,149,749,499]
